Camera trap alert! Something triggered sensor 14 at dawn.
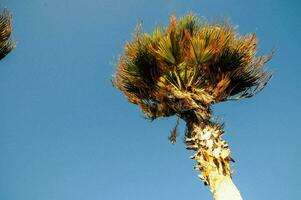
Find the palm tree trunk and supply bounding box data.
[184,113,243,200]
[209,173,243,200]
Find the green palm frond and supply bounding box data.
[153,34,176,64]
[177,14,201,36]
[115,14,272,119]
[0,8,15,60]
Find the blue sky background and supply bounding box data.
[0,0,300,200]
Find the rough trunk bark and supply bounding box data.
[183,109,243,200]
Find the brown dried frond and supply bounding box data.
[169,118,180,144]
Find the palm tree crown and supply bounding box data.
[115,14,271,120]
[0,8,15,60]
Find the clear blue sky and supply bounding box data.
[0,0,300,200]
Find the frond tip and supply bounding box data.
[114,13,272,119]
[0,8,15,60]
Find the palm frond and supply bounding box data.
[168,118,180,144]
[0,8,15,60]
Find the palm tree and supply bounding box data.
[114,14,271,200]
[0,8,15,60]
